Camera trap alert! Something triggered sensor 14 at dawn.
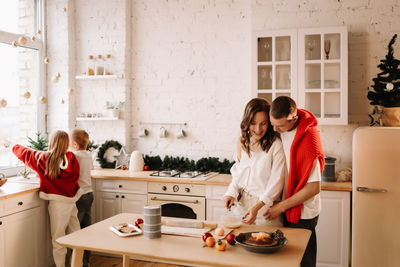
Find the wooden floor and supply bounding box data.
[89,255,185,267]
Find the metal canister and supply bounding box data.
[322,156,336,182]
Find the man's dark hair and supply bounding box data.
[270,96,297,119]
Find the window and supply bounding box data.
[0,0,45,176]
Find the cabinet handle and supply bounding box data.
[18,201,23,206]
[0,221,2,225]
[116,195,119,198]
[119,185,122,188]
[150,197,199,204]
[357,186,387,193]
[121,195,125,198]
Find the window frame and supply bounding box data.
[0,0,46,177]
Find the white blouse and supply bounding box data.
[224,139,287,208]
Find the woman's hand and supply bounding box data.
[223,196,235,209]
[242,207,258,225]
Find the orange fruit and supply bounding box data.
[216,239,226,251]
[205,236,216,247]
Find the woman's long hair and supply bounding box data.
[45,130,69,179]
[240,98,277,157]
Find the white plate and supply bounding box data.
[109,223,142,237]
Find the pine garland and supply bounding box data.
[97,140,122,168]
[144,155,234,174]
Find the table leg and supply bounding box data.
[122,254,130,267]
[70,248,84,267]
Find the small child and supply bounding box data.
[70,128,93,267]
[12,130,82,267]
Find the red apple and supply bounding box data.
[121,165,127,170]
[226,233,236,245]
[144,165,150,171]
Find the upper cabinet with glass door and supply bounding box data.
[253,30,297,104]
[253,26,348,125]
[298,26,348,125]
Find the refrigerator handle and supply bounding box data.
[357,186,388,193]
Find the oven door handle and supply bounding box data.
[150,196,199,204]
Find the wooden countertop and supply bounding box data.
[0,182,39,200]
[91,169,352,191]
[57,213,311,267]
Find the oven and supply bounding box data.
[147,182,206,220]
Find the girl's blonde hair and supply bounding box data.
[45,130,70,179]
[240,98,277,157]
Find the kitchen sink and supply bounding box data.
[7,175,40,184]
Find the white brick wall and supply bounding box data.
[46,0,400,169]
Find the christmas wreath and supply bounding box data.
[97,140,122,168]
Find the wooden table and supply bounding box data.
[57,213,311,267]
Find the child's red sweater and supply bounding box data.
[13,144,82,202]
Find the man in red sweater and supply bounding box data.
[264,96,324,267]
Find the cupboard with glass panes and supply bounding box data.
[253,26,348,125]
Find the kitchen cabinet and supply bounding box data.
[316,190,351,267]
[94,179,147,222]
[253,26,348,125]
[0,192,51,267]
[205,185,228,221]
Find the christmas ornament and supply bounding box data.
[61,99,65,104]
[114,147,130,169]
[386,83,394,91]
[44,57,50,64]
[68,88,74,96]
[51,73,61,83]
[368,106,383,126]
[63,7,67,12]
[0,99,7,108]
[31,36,36,42]
[40,96,47,104]
[11,41,18,48]
[18,36,27,45]
[23,91,31,99]
[37,29,41,35]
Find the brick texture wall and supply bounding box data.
[46,0,400,169]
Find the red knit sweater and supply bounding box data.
[13,144,81,199]
[285,109,325,223]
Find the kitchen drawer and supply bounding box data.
[1,192,41,217]
[206,185,228,199]
[96,179,147,194]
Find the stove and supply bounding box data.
[149,170,218,181]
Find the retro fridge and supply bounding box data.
[352,127,400,267]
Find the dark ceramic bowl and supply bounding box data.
[234,232,288,254]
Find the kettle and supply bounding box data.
[322,156,336,182]
[129,151,144,171]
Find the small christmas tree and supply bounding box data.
[27,132,48,151]
[367,34,400,107]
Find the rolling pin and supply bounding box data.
[162,219,217,229]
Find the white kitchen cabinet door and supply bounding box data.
[0,207,40,267]
[316,190,350,267]
[298,26,348,125]
[206,199,226,221]
[95,191,121,222]
[253,29,298,103]
[121,193,147,214]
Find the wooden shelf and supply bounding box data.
[76,117,119,121]
[75,74,123,80]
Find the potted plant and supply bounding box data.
[106,101,124,118]
[367,34,400,126]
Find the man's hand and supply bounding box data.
[263,202,285,220]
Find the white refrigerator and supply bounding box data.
[352,127,400,267]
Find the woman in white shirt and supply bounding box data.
[223,98,287,226]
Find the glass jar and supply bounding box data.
[95,54,104,75]
[87,55,95,75]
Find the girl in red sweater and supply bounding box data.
[13,130,83,267]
